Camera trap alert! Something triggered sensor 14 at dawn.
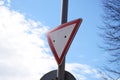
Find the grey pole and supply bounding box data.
[57,0,68,80]
[61,0,68,24]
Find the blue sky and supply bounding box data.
[0,0,108,80]
[9,0,105,66]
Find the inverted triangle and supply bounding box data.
[47,18,82,65]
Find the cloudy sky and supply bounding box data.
[0,0,107,80]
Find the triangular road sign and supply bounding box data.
[47,18,82,65]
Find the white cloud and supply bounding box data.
[0,6,56,80]
[66,63,100,80]
[0,3,100,80]
[0,0,4,6]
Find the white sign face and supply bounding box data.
[47,18,82,65]
[49,24,76,58]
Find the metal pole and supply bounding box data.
[61,0,68,24]
[57,0,68,80]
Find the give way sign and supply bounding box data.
[47,18,82,65]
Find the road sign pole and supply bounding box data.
[61,0,68,24]
[57,0,68,80]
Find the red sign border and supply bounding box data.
[47,18,82,65]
